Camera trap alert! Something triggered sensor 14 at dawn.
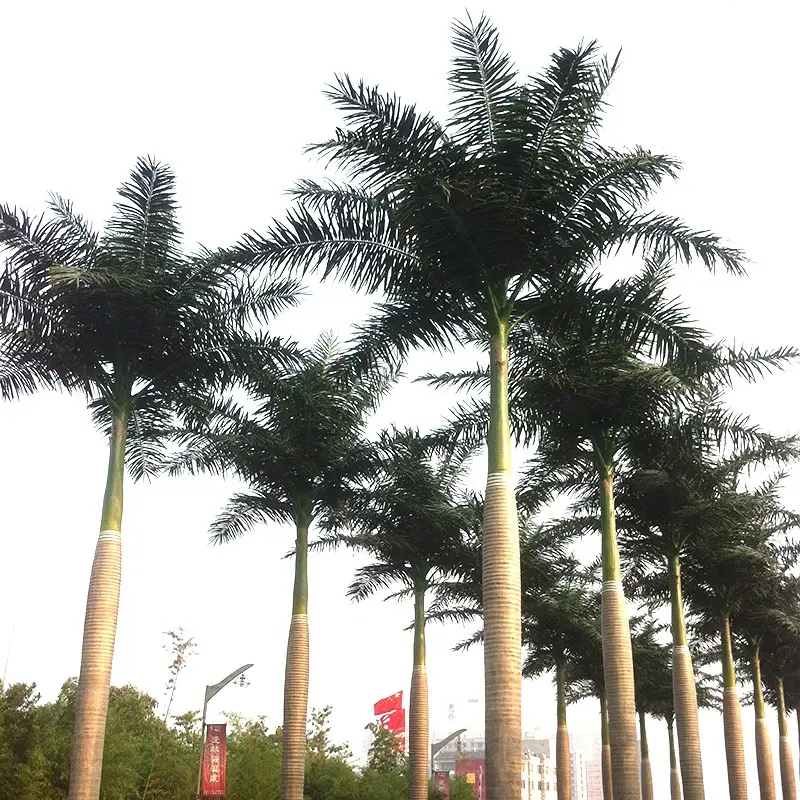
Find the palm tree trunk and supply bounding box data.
[482,324,521,800]
[409,580,429,800]
[777,678,797,800]
[668,553,705,800]
[596,461,639,800]
[720,614,748,800]
[281,520,310,800]
[556,661,571,800]
[600,688,613,800]
[68,406,129,800]
[752,645,777,800]
[797,711,800,787]
[667,717,682,800]
[639,711,654,800]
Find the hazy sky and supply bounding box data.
[1,2,798,797]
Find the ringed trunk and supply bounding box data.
[667,717,682,800]
[409,581,429,800]
[668,554,704,800]
[777,678,797,800]
[600,688,613,800]
[482,325,521,800]
[720,615,748,800]
[556,661,571,800]
[281,521,310,800]
[752,646,777,800]
[597,464,639,799]
[639,711,654,800]
[68,406,129,800]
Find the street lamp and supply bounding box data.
[431,728,467,774]
[195,663,253,799]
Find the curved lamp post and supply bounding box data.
[195,663,253,799]
[431,728,467,774]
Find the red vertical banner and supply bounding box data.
[434,770,450,798]
[201,723,227,797]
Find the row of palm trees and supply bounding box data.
[1,12,796,800]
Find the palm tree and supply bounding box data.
[0,158,297,800]
[682,478,797,800]
[564,620,613,800]
[315,428,471,800]
[738,566,800,800]
[171,335,391,800]
[432,260,731,800]
[762,626,800,800]
[229,15,744,797]
[521,572,598,800]
[431,505,575,798]
[615,404,797,800]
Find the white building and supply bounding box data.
[570,749,588,800]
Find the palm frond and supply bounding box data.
[448,13,519,150]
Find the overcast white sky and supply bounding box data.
[1,1,799,797]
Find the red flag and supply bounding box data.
[373,691,403,716]
[379,707,406,732]
[201,723,227,797]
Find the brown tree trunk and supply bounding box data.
[556,661,571,800]
[409,581,429,800]
[669,554,705,800]
[777,678,797,800]
[752,647,776,800]
[720,615,748,800]
[483,328,521,800]
[69,407,128,800]
[281,522,310,800]
[600,689,613,800]
[598,466,639,800]
[667,717,682,800]
[639,711,654,800]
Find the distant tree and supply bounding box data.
[307,706,352,763]
[0,683,49,800]
[225,716,281,800]
[141,629,196,800]
[364,721,407,774]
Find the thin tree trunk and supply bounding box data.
[281,520,310,800]
[482,326,521,800]
[752,645,777,800]
[597,461,639,800]
[668,717,682,800]
[556,661,571,800]
[600,688,613,800]
[720,614,748,800]
[409,581,429,800]
[668,553,705,800]
[69,406,129,800]
[797,711,800,788]
[639,711,654,800]
[777,678,797,800]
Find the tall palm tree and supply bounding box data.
[683,479,797,800]
[432,259,733,800]
[229,15,744,797]
[615,404,797,800]
[316,428,471,800]
[171,335,391,800]
[0,158,297,800]
[762,627,800,800]
[522,574,598,800]
[564,616,613,800]
[739,567,800,800]
[431,505,574,798]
